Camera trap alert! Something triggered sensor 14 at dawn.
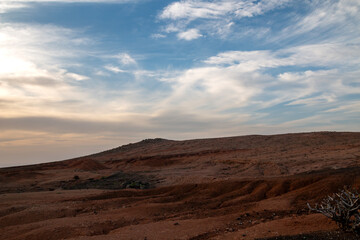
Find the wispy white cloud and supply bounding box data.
[65,72,89,81]
[158,41,360,120]
[110,53,137,65]
[94,70,109,76]
[325,101,360,113]
[160,0,233,20]
[160,0,290,20]
[177,28,202,40]
[205,43,360,69]
[158,0,360,44]
[286,94,336,106]
[0,0,142,15]
[104,65,126,73]
[0,22,98,120]
[273,0,360,44]
[0,23,92,78]
[295,0,359,35]
[158,0,290,39]
[0,2,27,13]
[5,0,137,4]
[151,33,166,39]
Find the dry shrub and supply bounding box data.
[307,187,360,235]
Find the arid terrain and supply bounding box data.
[1,132,360,239]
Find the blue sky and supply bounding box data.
[0,0,359,167]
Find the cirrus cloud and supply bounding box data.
[157,0,291,39]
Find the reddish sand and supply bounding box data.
[0,132,360,239]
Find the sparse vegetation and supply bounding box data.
[126,181,149,189]
[307,187,360,235]
[62,171,152,190]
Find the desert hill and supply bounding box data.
[0,132,360,239]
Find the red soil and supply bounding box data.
[0,132,360,239]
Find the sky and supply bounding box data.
[0,0,359,167]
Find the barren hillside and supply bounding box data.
[1,132,360,239]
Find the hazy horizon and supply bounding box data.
[1,130,359,168]
[1,0,359,167]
